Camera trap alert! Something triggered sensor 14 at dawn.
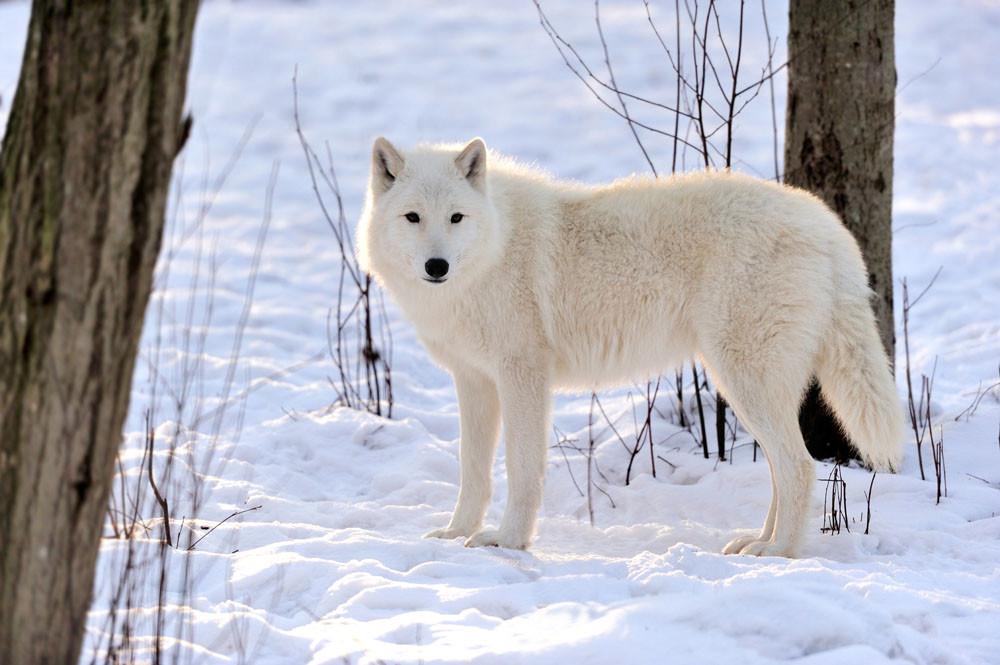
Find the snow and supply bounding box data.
[1,1,999,663]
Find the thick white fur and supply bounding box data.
[358,137,904,557]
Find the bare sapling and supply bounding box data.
[588,393,598,525]
[584,393,629,525]
[863,472,876,535]
[900,269,941,480]
[954,363,1000,422]
[820,464,849,535]
[552,425,587,500]
[292,69,393,417]
[92,140,280,665]
[674,368,689,428]
[924,376,947,504]
[693,363,710,458]
[624,379,661,484]
[550,415,617,528]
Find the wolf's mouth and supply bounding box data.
[422,277,448,284]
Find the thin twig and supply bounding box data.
[187,505,263,551]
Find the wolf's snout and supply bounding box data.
[424,258,449,280]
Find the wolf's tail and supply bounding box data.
[815,285,905,472]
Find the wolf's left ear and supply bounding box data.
[455,138,487,192]
[371,137,405,195]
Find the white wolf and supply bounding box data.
[357,137,903,557]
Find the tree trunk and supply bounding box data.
[784,0,896,463]
[0,2,198,663]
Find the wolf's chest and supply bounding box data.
[407,296,493,356]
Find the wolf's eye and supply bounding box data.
[405,212,420,223]
[450,213,464,224]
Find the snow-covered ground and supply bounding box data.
[2,1,999,663]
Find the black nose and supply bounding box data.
[424,258,449,279]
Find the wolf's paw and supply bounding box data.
[723,535,793,557]
[722,534,760,555]
[423,526,476,540]
[464,528,529,550]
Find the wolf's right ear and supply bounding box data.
[371,137,405,195]
[455,137,487,193]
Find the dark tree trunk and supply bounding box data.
[0,2,198,663]
[784,0,896,463]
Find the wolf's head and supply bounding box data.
[357,137,503,294]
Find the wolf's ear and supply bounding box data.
[455,137,487,192]
[371,137,405,195]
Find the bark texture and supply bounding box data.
[0,2,198,663]
[784,0,896,462]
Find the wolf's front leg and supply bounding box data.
[465,362,550,550]
[424,366,501,541]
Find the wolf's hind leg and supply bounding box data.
[723,392,812,557]
[704,350,815,558]
[424,366,501,541]
[722,468,777,554]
